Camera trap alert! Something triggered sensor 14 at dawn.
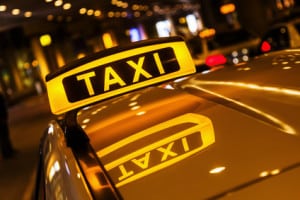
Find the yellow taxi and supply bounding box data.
[34,36,300,199]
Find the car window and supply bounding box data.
[185,29,256,56]
[207,29,255,50]
[262,26,290,51]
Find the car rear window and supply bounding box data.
[261,26,290,51]
[207,29,255,50]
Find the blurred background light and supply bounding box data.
[40,34,52,47]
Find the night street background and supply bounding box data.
[0,94,53,200]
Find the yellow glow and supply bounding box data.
[131,105,140,110]
[122,3,128,8]
[132,4,139,10]
[79,8,87,14]
[11,9,20,15]
[32,60,39,67]
[271,169,280,175]
[82,118,90,124]
[209,166,226,174]
[130,94,141,101]
[98,113,215,187]
[63,3,72,10]
[179,17,186,24]
[121,11,128,18]
[56,49,66,67]
[129,101,137,107]
[40,34,52,47]
[54,0,63,7]
[87,9,94,16]
[91,111,98,115]
[46,38,196,115]
[24,11,32,18]
[220,3,236,14]
[108,11,114,18]
[77,53,86,59]
[136,111,146,116]
[31,37,50,81]
[102,33,115,49]
[48,160,61,182]
[0,5,7,12]
[94,10,101,17]
[282,66,292,70]
[259,171,269,177]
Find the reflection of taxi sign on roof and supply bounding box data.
[46,36,196,115]
[98,113,215,187]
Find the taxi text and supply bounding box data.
[63,47,180,102]
[108,131,203,187]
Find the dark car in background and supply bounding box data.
[258,18,300,54]
[187,28,260,67]
[34,37,300,199]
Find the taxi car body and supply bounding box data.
[35,36,300,199]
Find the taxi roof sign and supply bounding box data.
[46,37,196,115]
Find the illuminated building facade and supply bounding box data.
[0,0,299,103]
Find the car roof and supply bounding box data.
[75,49,300,199]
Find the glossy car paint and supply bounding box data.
[40,121,93,199]
[38,47,300,199]
[74,49,300,199]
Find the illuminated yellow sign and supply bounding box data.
[97,113,215,187]
[46,37,196,115]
